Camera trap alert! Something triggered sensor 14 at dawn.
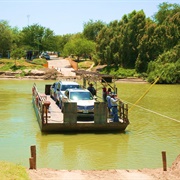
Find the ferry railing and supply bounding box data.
[42,101,51,124]
[58,77,79,81]
[118,101,129,123]
[32,83,51,124]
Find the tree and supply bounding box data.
[0,21,14,57]
[96,26,111,64]
[10,48,26,66]
[121,10,146,68]
[96,10,146,68]
[41,28,56,51]
[63,37,95,61]
[147,44,180,83]
[136,11,180,73]
[55,34,73,54]
[153,2,180,24]
[20,24,56,53]
[83,20,106,42]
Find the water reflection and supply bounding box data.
[36,132,130,170]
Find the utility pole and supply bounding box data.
[27,15,30,26]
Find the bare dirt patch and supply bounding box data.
[116,77,147,83]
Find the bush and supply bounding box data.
[100,65,135,78]
[92,54,100,66]
[147,44,180,84]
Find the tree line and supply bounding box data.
[0,2,179,83]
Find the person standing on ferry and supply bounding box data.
[106,89,112,117]
[87,83,96,96]
[110,93,120,122]
[102,85,107,102]
[106,93,112,117]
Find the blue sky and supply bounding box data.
[0,0,179,35]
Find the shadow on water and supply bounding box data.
[77,116,94,121]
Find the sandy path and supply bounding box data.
[28,169,156,180]
[48,57,76,77]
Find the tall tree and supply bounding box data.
[63,37,95,61]
[0,21,14,57]
[136,11,180,73]
[135,21,157,73]
[122,10,146,68]
[96,26,111,64]
[55,34,73,54]
[153,2,180,24]
[83,20,106,42]
[96,10,146,68]
[21,24,56,53]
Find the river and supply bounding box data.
[0,79,179,170]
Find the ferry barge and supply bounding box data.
[32,83,130,133]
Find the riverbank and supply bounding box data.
[0,58,147,83]
[0,68,62,80]
[0,69,147,83]
[27,153,180,180]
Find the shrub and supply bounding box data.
[100,65,135,78]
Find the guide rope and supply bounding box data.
[124,100,180,123]
[128,75,160,113]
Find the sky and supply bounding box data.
[0,0,179,35]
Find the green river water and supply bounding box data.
[0,79,179,170]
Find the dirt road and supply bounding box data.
[48,56,76,77]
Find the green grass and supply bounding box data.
[0,58,46,71]
[78,60,94,69]
[0,161,30,180]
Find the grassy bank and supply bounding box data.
[0,161,30,180]
[0,58,46,71]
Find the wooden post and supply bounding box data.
[162,151,167,171]
[118,101,121,118]
[83,76,86,88]
[44,101,51,124]
[30,145,36,169]
[41,104,45,124]
[29,157,34,169]
[122,103,125,121]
